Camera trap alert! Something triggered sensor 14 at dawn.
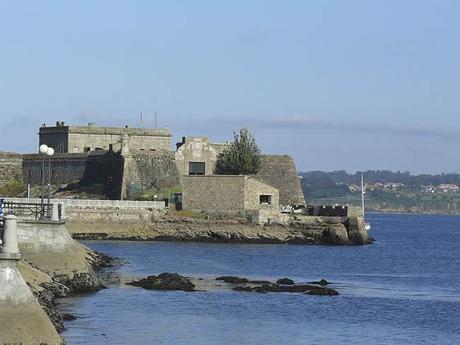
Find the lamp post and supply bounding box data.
[39,144,49,219]
[46,147,54,218]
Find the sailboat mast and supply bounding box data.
[361,174,365,218]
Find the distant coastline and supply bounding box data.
[301,170,460,216]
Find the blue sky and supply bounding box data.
[0,0,459,173]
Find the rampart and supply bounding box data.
[255,155,305,206]
[122,151,181,199]
[0,151,23,185]
[22,152,89,185]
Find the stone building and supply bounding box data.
[175,137,229,176]
[182,175,281,224]
[39,121,172,153]
[175,137,305,206]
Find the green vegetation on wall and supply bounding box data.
[0,176,25,197]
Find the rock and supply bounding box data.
[53,272,103,293]
[216,276,249,284]
[233,286,253,292]
[216,276,273,285]
[232,283,339,296]
[305,286,339,296]
[322,224,349,245]
[308,279,330,286]
[62,313,77,321]
[128,273,195,291]
[276,278,295,285]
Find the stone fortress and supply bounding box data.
[5,121,306,222]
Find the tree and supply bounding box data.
[215,128,261,175]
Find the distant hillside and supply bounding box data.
[300,170,460,215]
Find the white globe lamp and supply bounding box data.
[46,147,54,156]
[39,144,49,154]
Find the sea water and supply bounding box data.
[60,213,460,344]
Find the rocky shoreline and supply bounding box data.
[21,249,115,334]
[68,214,372,246]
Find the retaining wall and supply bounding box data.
[5,197,165,210]
[17,219,74,254]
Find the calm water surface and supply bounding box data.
[60,213,460,344]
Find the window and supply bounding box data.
[109,144,113,151]
[259,195,272,205]
[189,162,205,175]
[84,147,91,152]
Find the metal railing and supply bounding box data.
[1,201,53,221]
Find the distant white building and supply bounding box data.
[438,184,460,192]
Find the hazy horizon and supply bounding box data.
[1,0,459,175]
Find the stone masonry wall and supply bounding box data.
[244,177,279,210]
[255,155,305,206]
[122,151,181,199]
[22,153,89,185]
[0,152,23,185]
[182,175,246,214]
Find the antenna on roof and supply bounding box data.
[140,112,143,124]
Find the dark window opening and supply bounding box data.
[109,144,113,151]
[84,147,91,152]
[95,147,103,151]
[189,162,205,175]
[259,195,272,205]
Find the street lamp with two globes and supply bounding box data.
[39,144,54,219]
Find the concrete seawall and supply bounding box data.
[0,215,64,345]
[17,219,74,254]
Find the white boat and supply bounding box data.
[361,174,371,231]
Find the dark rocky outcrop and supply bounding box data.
[234,283,339,295]
[216,276,249,284]
[216,276,272,285]
[128,273,195,291]
[217,275,339,296]
[308,279,330,286]
[276,278,295,285]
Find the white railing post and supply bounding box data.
[3,215,19,254]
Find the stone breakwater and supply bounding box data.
[68,213,371,245]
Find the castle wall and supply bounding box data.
[0,152,23,185]
[182,175,280,221]
[182,175,246,214]
[22,153,89,185]
[68,133,170,153]
[39,127,69,153]
[122,151,181,199]
[255,155,306,206]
